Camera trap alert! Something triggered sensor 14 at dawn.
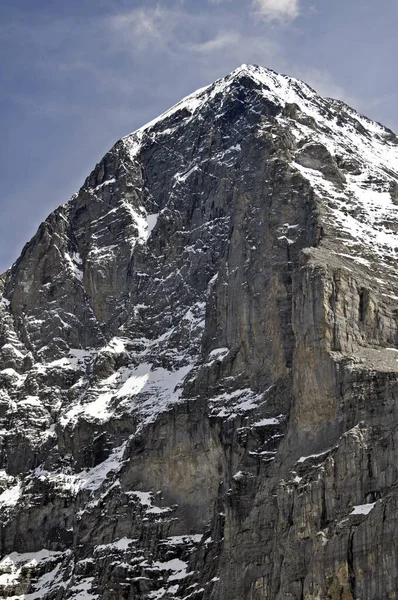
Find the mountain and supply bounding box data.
[1,63,398,599]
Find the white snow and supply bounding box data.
[61,390,114,424]
[115,363,151,397]
[124,203,148,243]
[123,204,159,246]
[129,490,152,506]
[151,558,190,582]
[253,416,282,427]
[93,178,116,191]
[333,252,371,267]
[95,537,134,552]
[0,481,22,507]
[103,337,126,354]
[147,213,159,237]
[351,502,376,515]
[0,549,65,593]
[148,589,166,600]
[297,449,331,463]
[59,304,204,431]
[0,297,10,307]
[23,563,63,600]
[127,490,172,514]
[127,81,210,136]
[34,442,128,498]
[0,549,63,569]
[162,534,202,546]
[64,252,83,282]
[63,360,193,427]
[123,132,144,161]
[120,363,194,425]
[147,505,172,515]
[1,343,24,358]
[18,395,41,407]
[47,347,94,370]
[0,368,23,381]
[209,385,274,419]
[69,577,98,600]
[79,442,127,491]
[207,347,229,363]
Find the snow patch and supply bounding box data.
[207,347,229,363]
[79,443,127,491]
[1,343,24,358]
[297,449,331,463]
[93,178,116,191]
[147,213,159,237]
[69,577,98,600]
[127,491,172,515]
[0,481,22,507]
[95,537,135,552]
[151,558,190,582]
[210,385,274,419]
[115,363,151,398]
[162,534,202,546]
[65,252,83,282]
[253,416,282,427]
[351,502,376,515]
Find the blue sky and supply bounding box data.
[1,0,397,272]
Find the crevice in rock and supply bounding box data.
[347,530,356,599]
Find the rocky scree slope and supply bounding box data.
[1,64,398,599]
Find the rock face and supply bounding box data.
[1,64,398,599]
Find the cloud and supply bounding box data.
[293,66,359,107]
[251,0,299,22]
[186,32,241,53]
[104,6,281,75]
[108,7,169,51]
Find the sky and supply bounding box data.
[1,0,397,272]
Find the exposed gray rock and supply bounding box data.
[1,64,398,599]
[296,141,346,185]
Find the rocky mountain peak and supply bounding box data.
[1,65,398,599]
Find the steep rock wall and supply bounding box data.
[1,65,398,599]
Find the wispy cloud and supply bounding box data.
[293,66,358,107]
[108,6,169,51]
[104,6,282,79]
[187,31,240,53]
[252,0,299,22]
[208,0,299,22]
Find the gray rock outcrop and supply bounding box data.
[1,64,398,599]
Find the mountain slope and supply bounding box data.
[1,64,398,599]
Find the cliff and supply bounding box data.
[1,64,398,599]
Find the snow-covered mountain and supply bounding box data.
[1,64,398,599]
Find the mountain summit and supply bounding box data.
[1,65,398,599]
